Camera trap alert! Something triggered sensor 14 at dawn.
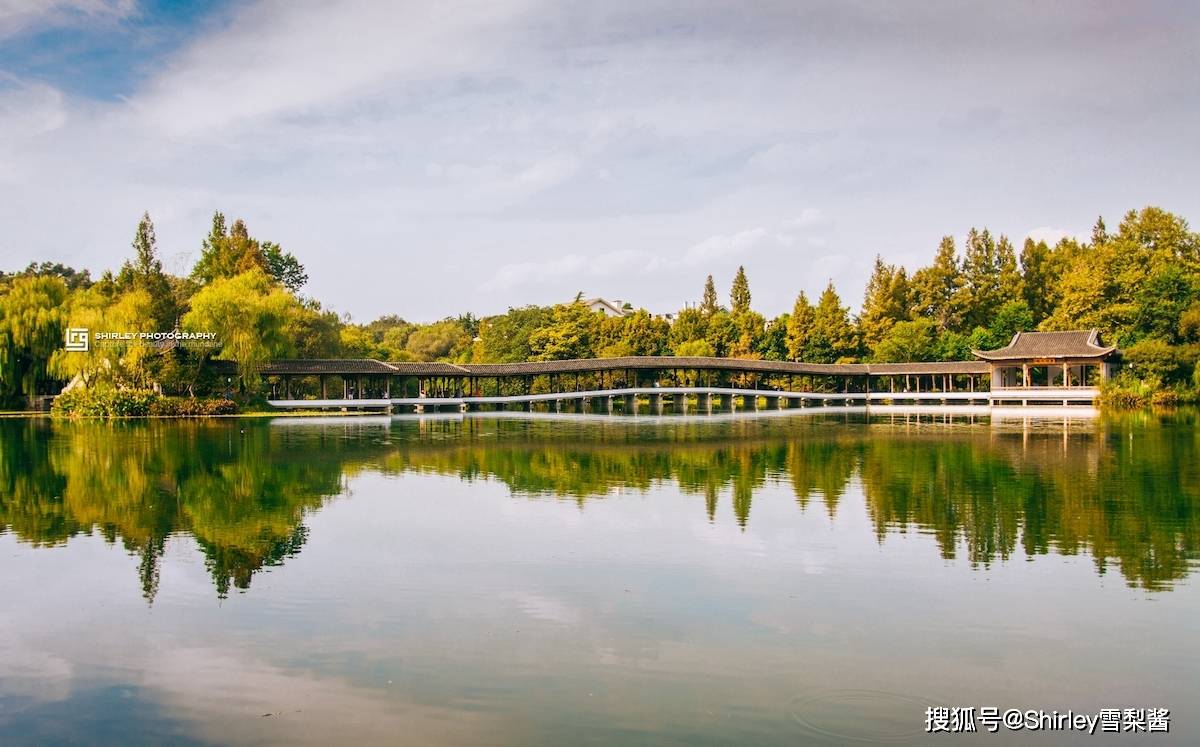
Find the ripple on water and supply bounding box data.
[790,689,937,744]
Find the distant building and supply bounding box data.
[581,298,630,317]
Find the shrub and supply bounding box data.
[1098,374,1151,410]
[1150,389,1180,408]
[149,397,238,417]
[54,389,238,417]
[52,388,158,417]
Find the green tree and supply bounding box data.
[806,283,858,363]
[700,275,720,316]
[785,292,815,361]
[118,212,177,330]
[192,212,307,292]
[528,302,600,360]
[405,320,472,361]
[873,319,938,362]
[1019,237,1054,324]
[859,256,911,353]
[620,310,670,356]
[475,306,553,363]
[668,307,708,351]
[910,236,965,332]
[730,266,751,314]
[182,269,299,390]
[0,276,68,403]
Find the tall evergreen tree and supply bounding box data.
[700,275,720,316]
[807,283,858,363]
[730,266,751,314]
[910,236,964,332]
[858,256,911,353]
[122,212,177,329]
[1019,237,1053,324]
[785,291,815,361]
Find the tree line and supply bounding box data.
[0,205,1197,407]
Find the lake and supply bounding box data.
[1,410,1197,745]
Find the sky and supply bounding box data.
[0,0,1197,322]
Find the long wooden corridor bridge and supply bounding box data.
[257,348,1108,413]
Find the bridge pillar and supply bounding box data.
[605,396,614,414]
[697,392,711,413]
[648,393,661,413]
[623,394,636,413]
[764,395,779,410]
[673,393,687,413]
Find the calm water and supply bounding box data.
[1,411,1197,745]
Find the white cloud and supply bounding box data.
[683,227,769,265]
[129,0,536,136]
[483,249,661,292]
[0,0,132,39]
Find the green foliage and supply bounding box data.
[404,319,472,361]
[1124,338,1182,384]
[859,256,911,351]
[0,275,68,404]
[910,236,964,331]
[804,283,858,363]
[700,274,720,316]
[529,302,601,361]
[675,338,714,357]
[192,212,307,292]
[149,396,239,417]
[785,292,814,361]
[52,387,159,417]
[873,319,938,362]
[183,269,300,390]
[475,306,552,363]
[730,266,751,314]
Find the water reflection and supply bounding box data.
[1,411,1197,599]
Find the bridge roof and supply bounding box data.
[254,356,988,377]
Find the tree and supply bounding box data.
[859,256,911,352]
[262,242,308,293]
[700,275,720,316]
[119,212,177,330]
[404,320,472,361]
[668,307,708,351]
[192,212,307,293]
[910,236,965,332]
[675,339,714,357]
[807,283,858,363]
[1019,238,1054,324]
[873,319,938,362]
[730,266,751,314]
[475,306,553,363]
[960,228,1019,329]
[182,269,300,391]
[785,292,814,361]
[528,302,600,361]
[758,314,790,361]
[0,276,68,404]
[620,310,670,356]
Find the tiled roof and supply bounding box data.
[972,330,1119,361]
[258,359,399,375]
[252,356,996,377]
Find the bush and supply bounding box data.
[53,388,158,417]
[1151,389,1180,407]
[149,396,238,416]
[1098,374,1152,410]
[53,389,238,417]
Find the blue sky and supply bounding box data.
[1,1,1197,321]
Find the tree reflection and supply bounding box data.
[0,413,1196,596]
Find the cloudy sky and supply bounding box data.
[1,1,1196,321]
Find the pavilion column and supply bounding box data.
[1022,363,1029,387]
[321,376,327,399]
[1062,363,1069,388]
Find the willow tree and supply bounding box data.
[183,269,299,390]
[0,275,68,404]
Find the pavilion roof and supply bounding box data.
[972,330,1119,361]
